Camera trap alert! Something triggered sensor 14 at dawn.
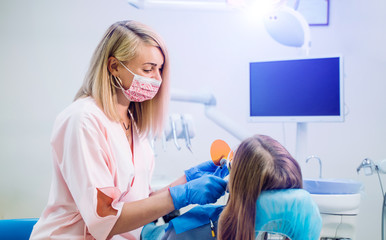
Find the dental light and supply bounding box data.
[262,5,311,53]
[127,0,310,53]
[357,158,386,240]
[127,0,243,11]
[127,0,285,11]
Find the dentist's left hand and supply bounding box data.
[169,175,227,210]
[185,160,229,182]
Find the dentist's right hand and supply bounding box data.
[169,175,227,210]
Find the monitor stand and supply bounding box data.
[296,122,308,162]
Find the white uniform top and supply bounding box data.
[30,97,155,240]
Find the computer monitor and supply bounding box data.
[249,56,344,123]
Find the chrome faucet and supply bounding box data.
[306,155,322,179]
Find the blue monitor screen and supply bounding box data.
[249,56,343,122]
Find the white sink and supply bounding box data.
[310,193,361,214]
[303,178,362,194]
[303,178,363,215]
[303,178,363,238]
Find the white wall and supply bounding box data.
[1,0,385,239]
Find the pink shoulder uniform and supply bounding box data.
[30,97,155,240]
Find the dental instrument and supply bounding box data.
[210,218,215,238]
[169,114,182,151]
[209,139,233,173]
[158,89,249,153]
[210,139,231,166]
[181,114,194,152]
[162,113,196,152]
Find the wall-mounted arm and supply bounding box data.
[171,88,249,142]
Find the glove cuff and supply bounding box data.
[184,168,196,182]
[169,185,188,210]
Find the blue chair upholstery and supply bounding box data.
[0,218,38,240]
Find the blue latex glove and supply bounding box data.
[169,175,227,210]
[185,160,229,182]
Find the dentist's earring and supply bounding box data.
[111,75,122,89]
[115,76,123,85]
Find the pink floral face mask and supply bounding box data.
[116,61,161,102]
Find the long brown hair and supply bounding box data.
[74,20,170,137]
[217,135,303,240]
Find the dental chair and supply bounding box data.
[142,189,322,240]
[255,189,322,240]
[0,218,38,240]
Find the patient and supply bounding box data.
[142,134,321,240]
[217,134,304,240]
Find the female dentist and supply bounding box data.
[30,20,228,240]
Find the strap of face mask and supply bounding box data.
[118,59,161,87]
[118,60,137,76]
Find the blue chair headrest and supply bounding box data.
[255,189,322,240]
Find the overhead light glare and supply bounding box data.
[243,0,286,19]
[128,0,241,11]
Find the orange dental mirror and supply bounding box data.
[210,139,234,166]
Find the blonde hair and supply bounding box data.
[74,20,170,137]
[218,135,303,240]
